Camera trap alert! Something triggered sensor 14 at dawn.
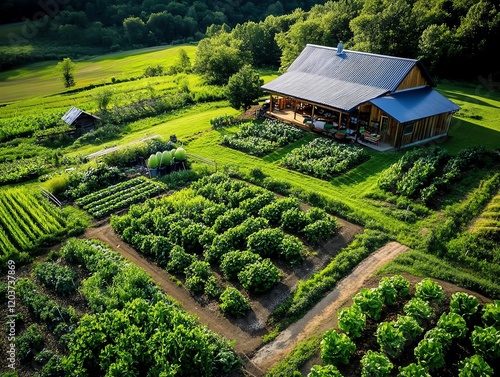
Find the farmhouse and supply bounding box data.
[262,43,460,150]
[61,106,100,136]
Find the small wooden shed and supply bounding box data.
[61,106,100,136]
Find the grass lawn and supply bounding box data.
[0,44,197,103]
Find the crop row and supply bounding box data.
[310,276,499,376]
[282,138,370,180]
[471,191,500,241]
[0,188,67,255]
[0,157,52,185]
[0,111,62,142]
[110,173,339,316]
[222,119,304,156]
[58,238,240,376]
[378,146,487,204]
[75,176,166,219]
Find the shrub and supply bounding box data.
[414,278,444,303]
[458,354,494,377]
[15,324,44,362]
[450,292,479,318]
[219,287,250,317]
[360,350,393,377]
[321,329,356,366]
[166,246,196,275]
[281,208,307,233]
[33,262,77,295]
[238,259,281,293]
[259,198,301,225]
[220,251,261,281]
[204,276,223,299]
[247,228,285,257]
[338,304,366,339]
[302,217,338,246]
[280,234,306,265]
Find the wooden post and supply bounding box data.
[270,95,273,113]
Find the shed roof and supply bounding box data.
[261,44,434,112]
[370,86,460,123]
[61,106,100,126]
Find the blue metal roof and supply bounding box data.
[262,44,433,112]
[370,86,460,123]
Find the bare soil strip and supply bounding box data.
[249,242,409,375]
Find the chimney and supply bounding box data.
[336,41,343,55]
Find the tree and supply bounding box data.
[225,65,263,110]
[57,57,76,88]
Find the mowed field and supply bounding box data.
[0,44,197,103]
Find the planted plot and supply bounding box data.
[110,173,339,316]
[310,276,497,377]
[222,119,304,156]
[281,138,370,180]
[75,176,166,219]
[378,145,488,205]
[0,188,70,259]
[471,190,500,240]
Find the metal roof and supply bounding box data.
[61,106,100,125]
[261,44,434,112]
[370,86,461,123]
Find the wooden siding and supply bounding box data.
[398,113,451,147]
[397,66,430,90]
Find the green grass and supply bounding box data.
[0,44,197,103]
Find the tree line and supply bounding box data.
[194,0,499,83]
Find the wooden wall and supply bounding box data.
[397,66,430,90]
[397,113,452,148]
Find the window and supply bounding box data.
[403,123,414,135]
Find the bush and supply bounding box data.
[247,228,285,257]
[238,259,281,293]
[321,329,356,366]
[302,217,338,246]
[220,251,261,281]
[280,234,306,265]
[166,246,196,275]
[16,324,44,362]
[219,287,250,317]
[33,262,77,295]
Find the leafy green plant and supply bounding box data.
[403,297,433,325]
[219,287,251,317]
[376,322,405,359]
[414,278,444,303]
[166,245,196,275]
[394,315,423,342]
[247,227,285,257]
[353,288,384,320]
[204,275,223,299]
[33,261,77,295]
[308,364,343,377]
[320,329,356,366]
[338,304,366,338]
[220,250,261,281]
[458,354,494,377]
[471,326,500,360]
[424,327,453,348]
[238,259,281,293]
[15,324,44,362]
[360,350,393,377]
[397,363,431,377]
[414,338,446,371]
[436,312,468,339]
[280,234,306,265]
[482,300,500,329]
[450,292,479,318]
[380,275,411,298]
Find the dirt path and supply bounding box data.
[249,241,409,375]
[83,224,262,355]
